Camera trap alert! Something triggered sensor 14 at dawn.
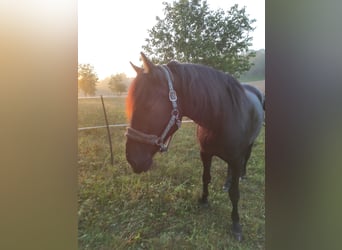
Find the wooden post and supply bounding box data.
[100,95,114,166]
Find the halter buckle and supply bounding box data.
[169,89,177,102]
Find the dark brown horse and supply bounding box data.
[125,52,264,241]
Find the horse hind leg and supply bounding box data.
[241,143,253,179]
[199,151,212,206]
[223,144,253,192]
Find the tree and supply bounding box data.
[78,64,98,96]
[108,73,128,95]
[143,0,256,78]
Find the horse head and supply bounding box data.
[125,53,181,173]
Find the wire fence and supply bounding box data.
[79,80,264,166]
[78,95,127,99]
[78,95,193,166]
[78,123,129,131]
[78,95,125,131]
[78,120,194,131]
[78,95,193,131]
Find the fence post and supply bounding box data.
[100,95,114,166]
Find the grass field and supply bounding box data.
[78,96,265,249]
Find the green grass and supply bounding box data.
[78,97,265,249]
[78,97,127,128]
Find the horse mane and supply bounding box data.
[127,60,247,131]
[167,61,246,130]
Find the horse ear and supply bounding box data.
[140,52,154,74]
[130,61,143,74]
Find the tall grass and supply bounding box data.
[78,97,265,249]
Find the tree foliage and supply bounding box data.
[78,64,98,96]
[143,0,256,77]
[108,73,128,95]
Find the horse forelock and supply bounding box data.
[125,68,167,122]
[125,78,136,121]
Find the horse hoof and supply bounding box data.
[231,223,243,242]
[232,231,243,242]
[198,198,210,208]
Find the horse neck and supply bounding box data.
[173,69,222,129]
[177,90,207,126]
[171,63,244,131]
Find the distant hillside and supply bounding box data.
[239,49,265,82]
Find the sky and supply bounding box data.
[78,0,265,79]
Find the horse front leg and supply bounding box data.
[199,151,212,205]
[229,164,243,241]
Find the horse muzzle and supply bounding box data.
[125,144,153,174]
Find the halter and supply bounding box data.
[125,65,182,152]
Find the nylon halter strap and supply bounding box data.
[125,65,181,152]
